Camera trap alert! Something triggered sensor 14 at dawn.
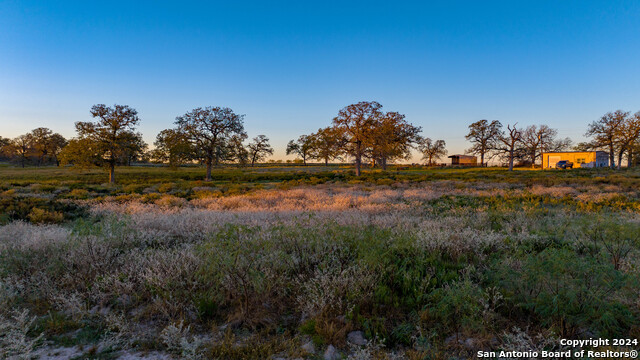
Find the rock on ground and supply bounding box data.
[347,330,367,346]
[324,344,341,360]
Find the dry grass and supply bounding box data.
[1,178,639,359]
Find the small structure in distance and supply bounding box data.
[448,154,478,166]
[542,151,609,169]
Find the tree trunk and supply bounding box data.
[609,144,616,169]
[629,152,634,168]
[325,158,328,166]
[355,141,362,176]
[480,152,485,167]
[381,157,387,171]
[205,159,212,181]
[109,164,115,184]
[617,149,624,170]
[508,149,514,171]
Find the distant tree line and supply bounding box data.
[286,101,443,175]
[464,120,572,170]
[462,110,640,170]
[0,127,67,167]
[2,103,639,182]
[579,110,640,169]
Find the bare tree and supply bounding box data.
[286,135,314,165]
[418,138,447,166]
[520,125,571,167]
[333,101,383,176]
[585,110,627,169]
[73,104,142,184]
[247,135,274,167]
[175,106,246,181]
[465,119,502,167]
[495,123,522,171]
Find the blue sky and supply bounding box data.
[1,1,640,161]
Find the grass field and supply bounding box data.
[1,165,639,359]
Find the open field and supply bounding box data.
[1,165,640,359]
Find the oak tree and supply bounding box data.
[332,101,383,176]
[368,111,421,170]
[175,106,246,181]
[309,127,344,166]
[247,135,273,167]
[72,104,142,183]
[286,135,314,165]
[520,125,571,167]
[465,119,502,167]
[495,123,523,171]
[152,129,194,168]
[585,110,627,169]
[419,138,447,166]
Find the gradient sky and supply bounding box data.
[1,1,640,162]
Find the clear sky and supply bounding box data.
[1,0,640,161]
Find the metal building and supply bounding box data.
[542,151,609,168]
[448,155,478,166]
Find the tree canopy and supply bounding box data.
[174,106,246,181]
[247,135,273,166]
[62,104,143,184]
[465,119,502,167]
[419,138,447,166]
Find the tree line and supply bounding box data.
[1,103,639,183]
[463,110,640,170]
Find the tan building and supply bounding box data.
[448,155,477,166]
[542,151,609,169]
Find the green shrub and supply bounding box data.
[491,248,636,337]
[27,208,64,224]
[425,277,483,335]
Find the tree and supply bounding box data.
[152,128,194,168]
[30,127,53,166]
[495,123,522,171]
[48,133,68,166]
[286,135,314,165]
[0,136,12,161]
[615,111,640,168]
[73,104,142,184]
[226,134,249,166]
[247,135,273,167]
[10,134,35,168]
[419,138,447,166]
[116,131,147,166]
[368,111,421,170]
[333,101,383,176]
[465,120,502,167]
[629,136,640,168]
[58,137,105,168]
[520,125,571,167]
[175,106,246,181]
[309,127,343,166]
[585,111,627,169]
